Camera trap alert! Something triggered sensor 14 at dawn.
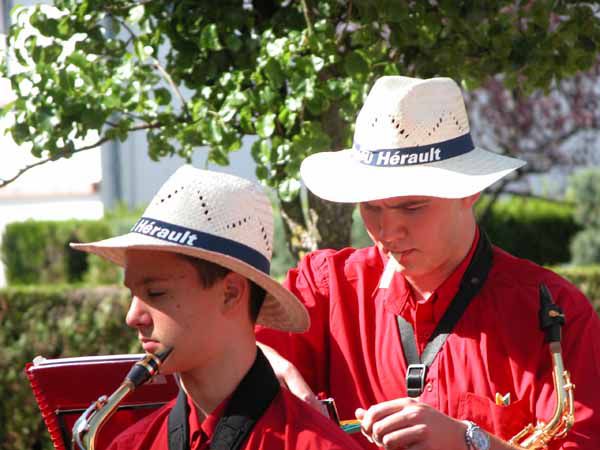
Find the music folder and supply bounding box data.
[25,354,179,450]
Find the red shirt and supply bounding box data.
[106,386,364,450]
[257,240,600,450]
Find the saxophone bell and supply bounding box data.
[72,347,173,450]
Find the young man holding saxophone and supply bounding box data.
[72,166,363,450]
[257,76,600,450]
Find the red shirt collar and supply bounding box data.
[188,393,229,448]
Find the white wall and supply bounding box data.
[103,132,259,209]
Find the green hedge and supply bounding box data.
[351,197,580,267]
[476,197,580,266]
[0,285,135,450]
[1,220,122,286]
[551,265,600,304]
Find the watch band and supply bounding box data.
[463,420,490,450]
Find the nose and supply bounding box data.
[125,296,152,329]
[378,210,407,244]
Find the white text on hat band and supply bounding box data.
[130,217,271,274]
[354,133,474,167]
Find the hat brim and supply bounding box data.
[300,147,525,203]
[71,234,309,333]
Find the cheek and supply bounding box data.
[360,211,379,236]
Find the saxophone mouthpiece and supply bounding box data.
[126,346,174,388]
[155,346,174,364]
[538,284,565,344]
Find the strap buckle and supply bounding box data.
[406,364,427,398]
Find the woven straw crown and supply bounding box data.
[71,166,310,333]
[300,76,525,202]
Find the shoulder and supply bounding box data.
[252,389,363,450]
[107,399,174,450]
[488,246,594,317]
[292,246,382,286]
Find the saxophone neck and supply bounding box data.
[72,381,134,450]
[71,348,173,450]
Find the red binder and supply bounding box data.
[25,354,179,450]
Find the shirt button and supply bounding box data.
[426,382,433,392]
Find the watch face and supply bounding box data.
[472,429,490,450]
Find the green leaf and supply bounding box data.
[134,38,146,60]
[251,138,271,164]
[225,34,242,52]
[210,147,230,165]
[344,51,369,78]
[154,87,171,106]
[263,58,285,88]
[256,113,276,138]
[128,5,145,23]
[277,178,301,202]
[208,120,224,143]
[255,165,268,181]
[199,24,222,51]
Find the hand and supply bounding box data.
[356,397,467,450]
[257,342,328,416]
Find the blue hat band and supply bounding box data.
[354,133,474,167]
[130,217,270,274]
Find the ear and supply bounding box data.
[221,272,248,315]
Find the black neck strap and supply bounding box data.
[168,347,280,450]
[397,230,493,397]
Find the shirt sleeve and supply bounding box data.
[542,283,600,450]
[256,250,334,395]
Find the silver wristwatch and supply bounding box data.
[464,421,490,450]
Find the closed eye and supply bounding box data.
[405,204,426,211]
[147,290,167,298]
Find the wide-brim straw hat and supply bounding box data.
[301,76,526,202]
[71,166,309,333]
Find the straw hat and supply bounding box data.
[71,166,309,333]
[300,76,526,202]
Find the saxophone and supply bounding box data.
[72,347,173,450]
[509,284,575,449]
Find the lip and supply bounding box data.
[386,247,414,256]
[140,338,161,353]
[390,248,415,260]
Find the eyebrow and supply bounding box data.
[394,199,430,207]
[365,198,430,208]
[124,276,172,289]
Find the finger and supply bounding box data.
[355,407,366,420]
[371,405,421,444]
[378,424,427,450]
[361,397,417,435]
[360,427,375,445]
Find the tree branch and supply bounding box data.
[152,57,191,120]
[336,0,353,45]
[301,0,314,36]
[0,122,162,189]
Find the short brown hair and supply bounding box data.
[180,254,265,323]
